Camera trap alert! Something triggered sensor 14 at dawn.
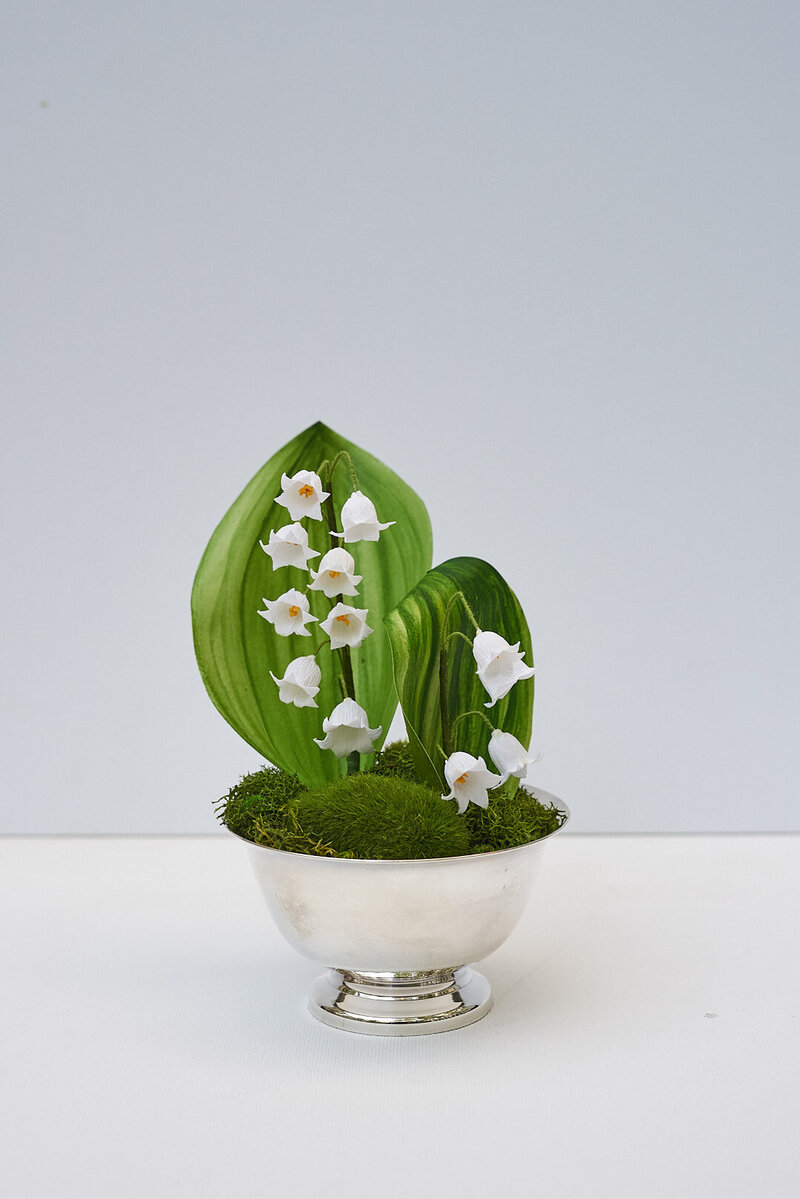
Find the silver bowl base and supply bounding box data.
[308,966,493,1036]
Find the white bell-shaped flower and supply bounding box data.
[487,730,541,784]
[308,548,362,598]
[257,588,319,637]
[473,630,535,708]
[441,751,502,814]
[270,655,322,708]
[275,470,330,522]
[333,490,395,543]
[320,603,373,649]
[314,698,382,758]
[259,523,320,571]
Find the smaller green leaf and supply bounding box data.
[385,557,534,789]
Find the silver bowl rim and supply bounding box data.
[226,786,570,866]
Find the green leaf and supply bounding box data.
[385,556,534,789]
[191,421,433,785]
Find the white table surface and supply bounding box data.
[2,834,798,1199]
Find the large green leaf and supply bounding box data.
[192,421,433,785]
[385,557,534,789]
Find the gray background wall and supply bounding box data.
[2,1,798,833]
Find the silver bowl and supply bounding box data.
[233,787,569,1036]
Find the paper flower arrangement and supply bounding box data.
[193,422,562,857]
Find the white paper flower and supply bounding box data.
[275,470,330,522]
[487,730,541,784]
[320,603,373,649]
[257,588,319,637]
[270,655,322,708]
[441,752,503,814]
[259,523,320,571]
[308,548,362,598]
[333,490,396,543]
[473,630,535,708]
[314,698,382,758]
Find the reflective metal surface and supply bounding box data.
[233,787,568,1036]
[309,967,492,1034]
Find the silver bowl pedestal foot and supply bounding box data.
[309,966,493,1035]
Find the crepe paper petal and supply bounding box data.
[270,655,322,708]
[473,630,535,708]
[441,751,502,814]
[275,470,330,522]
[258,588,319,637]
[313,698,382,758]
[333,490,395,543]
[260,523,320,570]
[320,603,373,650]
[309,548,362,598]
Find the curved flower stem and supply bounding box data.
[327,450,360,493]
[321,485,339,550]
[442,590,481,636]
[459,593,481,632]
[451,709,496,736]
[446,630,474,650]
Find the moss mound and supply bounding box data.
[294,773,470,860]
[216,765,305,840]
[215,741,566,858]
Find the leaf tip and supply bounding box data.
[303,419,342,440]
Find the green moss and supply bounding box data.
[215,743,566,858]
[465,782,565,851]
[249,806,345,856]
[215,765,305,841]
[368,740,421,782]
[293,773,470,860]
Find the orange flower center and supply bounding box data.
[456,773,468,785]
[288,605,300,617]
[335,614,350,626]
[298,484,314,497]
[328,570,341,578]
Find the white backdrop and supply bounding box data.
[2,1,798,833]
